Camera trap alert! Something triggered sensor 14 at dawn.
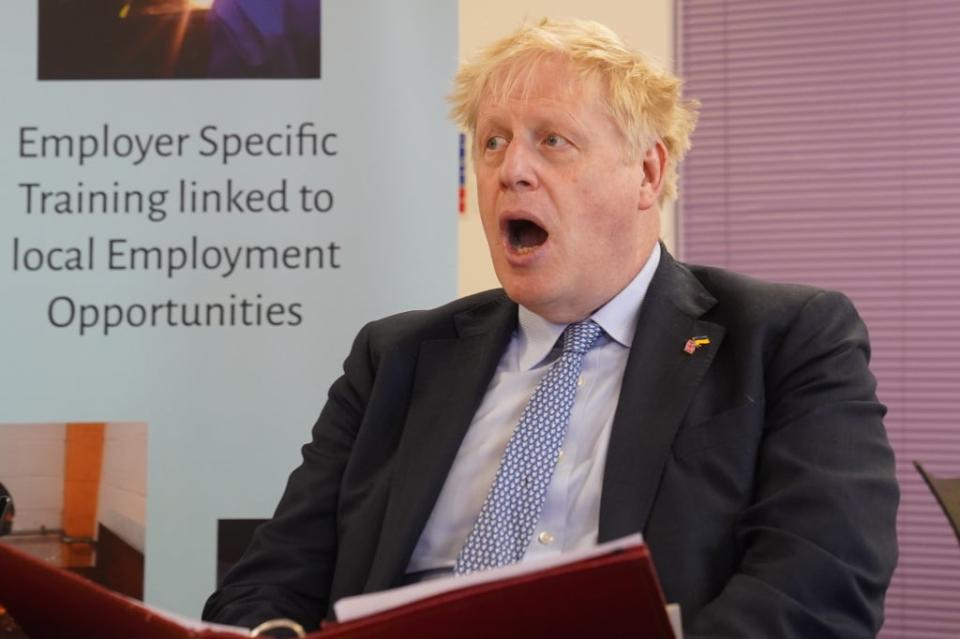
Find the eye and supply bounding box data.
[544,133,570,148]
[484,136,507,151]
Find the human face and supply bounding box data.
[474,58,661,323]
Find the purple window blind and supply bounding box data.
[678,1,960,636]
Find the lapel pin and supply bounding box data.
[683,336,711,354]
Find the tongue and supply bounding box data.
[513,220,548,248]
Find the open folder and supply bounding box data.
[0,534,677,638]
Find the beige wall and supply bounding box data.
[457,0,675,297]
[97,422,147,552]
[0,423,65,531]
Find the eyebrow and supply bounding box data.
[476,103,590,140]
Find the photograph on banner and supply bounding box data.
[38,0,321,80]
[0,422,147,600]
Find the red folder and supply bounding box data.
[0,543,243,639]
[0,539,674,638]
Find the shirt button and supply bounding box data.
[538,531,555,546]
[577,375,584,387]
[557,449,565,461]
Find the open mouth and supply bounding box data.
[507,219,549,255]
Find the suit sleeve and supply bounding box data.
[201,323,376,631]
[686,291,899,638]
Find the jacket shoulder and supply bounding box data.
[361,289,512,349]
[681,261,856,324]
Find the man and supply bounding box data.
[204,19,898,637]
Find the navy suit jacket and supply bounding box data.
[204,249,899,637]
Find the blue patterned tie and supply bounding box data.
[454,319,603,574]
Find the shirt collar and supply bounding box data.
[515,242,662,371]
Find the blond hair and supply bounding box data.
[450,18,699,202]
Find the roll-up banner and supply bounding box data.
[0,0,457,616]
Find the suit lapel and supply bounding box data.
[599,250,725,541]
[364,294,517,591]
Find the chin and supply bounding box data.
[494,265,563,316]
[502,283,544,310]
[505,289,564,321]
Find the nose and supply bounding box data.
[499,138,539,191]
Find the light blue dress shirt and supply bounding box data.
[406,243,661,576]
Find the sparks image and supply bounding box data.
[38,0,321,80]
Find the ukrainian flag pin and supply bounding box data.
[683,336,711,354]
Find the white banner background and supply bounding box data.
[0,0,457,616]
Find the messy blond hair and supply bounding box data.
[450,18,699,202]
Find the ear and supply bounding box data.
[637,140,668,211]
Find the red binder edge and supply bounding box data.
[0,541,245,639]
[321,544,676,638]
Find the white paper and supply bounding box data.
[334,533,643,622]
[667,603,684,639]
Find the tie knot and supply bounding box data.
[561,320,602,355]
